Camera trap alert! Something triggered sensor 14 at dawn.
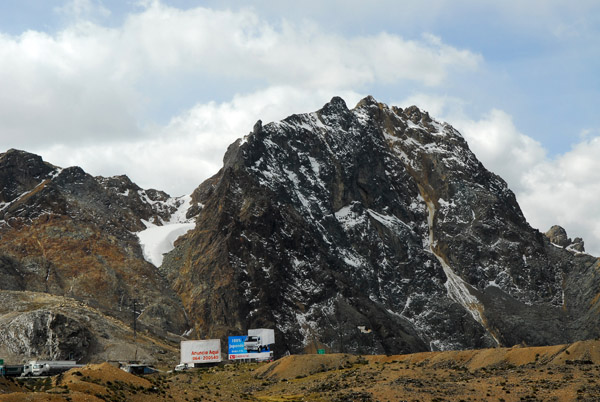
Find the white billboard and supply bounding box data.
[180,339,222,364]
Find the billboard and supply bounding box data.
[228,329,275,361]
[228,336,247,355]
[248,328,275,350]
[180,339,222,364]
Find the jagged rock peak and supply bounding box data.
[545,225,585,252]
[328,95,348,109]
[0,149,59,175]
[1,148,46,162]
[317,96,351,119]
[0,149,59,203]
[0,150,192,343]
[355,95,379,107]
[546,225,570,247]
[253,120,263,135]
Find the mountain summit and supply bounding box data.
[1,97,599,361]
[163,96,599,355]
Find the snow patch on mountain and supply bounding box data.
[423,197,495,344]
[367,209,411,230]
[137,195,195,266]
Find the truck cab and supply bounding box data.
[22,364,32,377]
[244,335,263,352]
[174,363,189,371]
[21,361,48,376]
[31,363,49,376]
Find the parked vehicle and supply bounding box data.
[21,360,83,377]
[174,363,189,371]
[120,364,158,375]
[2,365,24,377]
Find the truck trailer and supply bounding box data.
[1,365,24,377]
[244,329,275,352]
[21,360,83,377]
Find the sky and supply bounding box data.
[1,0,600,254]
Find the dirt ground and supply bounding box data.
[2,340,600,401]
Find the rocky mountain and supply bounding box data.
[2,96,599,362]
[0,149,194,361]
[0,290,179,364]
[162,96,600,356]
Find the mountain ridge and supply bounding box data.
[1,96,599,362]
[0,148,194,361]
[161,95,599,355]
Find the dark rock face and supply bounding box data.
[0,309,93,361]
[0,149,56,204]
[0,291,180,364]
[545,225,585,252]
[546,225,571,248]
[163,96,599,355]
[0,149,189,339]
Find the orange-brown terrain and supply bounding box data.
[3,340,600,401]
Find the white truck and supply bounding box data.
[21,360,83,377]
[174,362,189,371]
[244,328,275,352]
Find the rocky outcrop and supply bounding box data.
[0,149,189,339]
[163,96,599,355]
[0,149,56,204]
[0,310,92,361]
[545,225,585,252]
[546,225,571,248]
[0,291,179,364]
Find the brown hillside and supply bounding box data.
[3,339,600,401]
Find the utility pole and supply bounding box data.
[132,298,138,362]
[132,298,137,340]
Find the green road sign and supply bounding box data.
[317,349,325,355]
[0,359,4,365]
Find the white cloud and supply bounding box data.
[37,86,364,196]
[4,1,599,257]
[579,128,600,139]
[455,109,547,193]
[0,2,480,151]
[54,0,111,20]
[116,2,481,87]
[517,137,600,255]
[0,27,141,146]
